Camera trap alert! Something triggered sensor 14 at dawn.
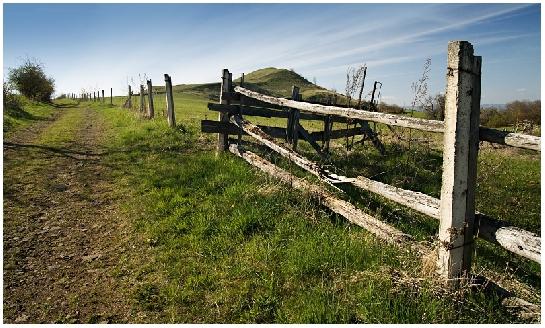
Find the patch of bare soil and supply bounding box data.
[4,108,142,323]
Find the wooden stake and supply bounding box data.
[147,79,154,119]
[140,84,145,112]
[110,88,113,105]
[437,41,481,285]
[128,85,132,108]
[287,86,300,148]
[217,69,232,152]
[164,74,176,127]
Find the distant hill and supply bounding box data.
[153,67,346,104]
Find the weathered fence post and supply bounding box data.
[93,91,96,101]
[217,69,232,152]
[147,79,154,118]
[286,86,300,149]
[140,84,145,112]
[370,81,380,111]
[437,41,482,286]
[102,90,105,102]
[128,85,132,109]
[110,88,113,105]
[164,74,176,127]
[322,95,335,152]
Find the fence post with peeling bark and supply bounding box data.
[164,74,176,127]
[437,41,482,286]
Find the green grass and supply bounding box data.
[69,90,538,323]
[3,97,78,136]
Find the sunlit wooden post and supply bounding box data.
[164,74,176,127]
[437,41,482,286]
[110,88,113,105]
[217,69,232,152]
[147,79,154,118]
[102,90,105,103]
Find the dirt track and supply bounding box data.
[3,107,140,323]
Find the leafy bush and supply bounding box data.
[480,100,540,128]
[8,58,55,102]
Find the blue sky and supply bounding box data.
[3,3,541,105]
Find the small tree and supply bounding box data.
[8,58,55,102]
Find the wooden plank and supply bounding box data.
[228,143,419,248]
[352,176,440,219]
[201,120,286,139]
[437,41,480,283]
[221,91,240,101]
[479,127,540,151]
[235,86,445,132]
[209,103,343,121]
[229,114,351,186]
[203,118,362,142]
[475,214,540,263]
[297,123,324,156]
[310,127,363,141]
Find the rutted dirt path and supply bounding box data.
[4,107,141,323]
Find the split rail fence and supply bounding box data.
[200,41,541,287]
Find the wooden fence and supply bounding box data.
[200,41,541,288]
